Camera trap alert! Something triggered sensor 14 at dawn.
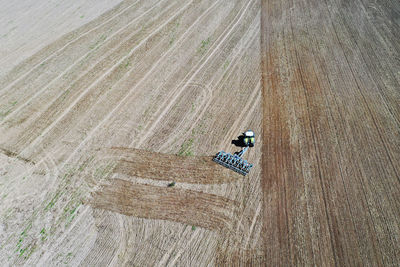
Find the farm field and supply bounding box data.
[0,0,263,265]
[0,0,399,266]
[261,0,400,265]
[0,0,123,77]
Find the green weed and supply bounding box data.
[178,138,194,156]
[0,102,16,117]
[64,252,73,264]
[18,244,36,259]
[16,223,32,254]
[223,60,230,70]
[24,245,36,259]
[44,191,63,211]
[40,228,47,241]
[18,247,27,257]
[198,37,211,54]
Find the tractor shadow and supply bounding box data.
[231,135,247,148]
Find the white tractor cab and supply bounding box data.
[243,130,255,147]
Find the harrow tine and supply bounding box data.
[213,150,253,176]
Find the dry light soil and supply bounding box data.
[0,0,399,266]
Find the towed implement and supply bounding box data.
[213,130,255,176]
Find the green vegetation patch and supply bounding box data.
[223,59,230,70]
[178,138,194,156]
[0,100,18,118]
[19,244,37,259]
[39,228,48,241]
[44,191,63,212]
[198,37,211,54]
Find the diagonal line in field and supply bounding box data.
[136,0,256,148]
[19,0,197,155]
[158,19,261,151]
[0,0,168,124]
[0,0,142,95]
[19,0,220,169]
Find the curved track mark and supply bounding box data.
[0,0,142,95]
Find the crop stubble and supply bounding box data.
[1,0,397,265]
[261,0,400,265]
[0,0,263,265]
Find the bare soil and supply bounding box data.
[89,178,238,231]
[110,147,241,184]
[0,0,398,266]
[0,0,263,265]
[261,0,400,265]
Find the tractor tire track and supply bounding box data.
[12,0,196,157]
[80,210,122,267]
[161,23,261,152]
[79,0,247,152]
[0,0,144,94]
[136,0,256,148]
[21,0,227,164]
[0,0,169,125]
[155,11,261,151]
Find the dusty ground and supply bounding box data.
[0,0,263,265]
[0,0,399,266]
[0,0,123,77]
[261,0,400,265]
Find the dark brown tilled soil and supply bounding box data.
[261,0,400,265]
[110,147,241,184]
[89,178,238,230]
